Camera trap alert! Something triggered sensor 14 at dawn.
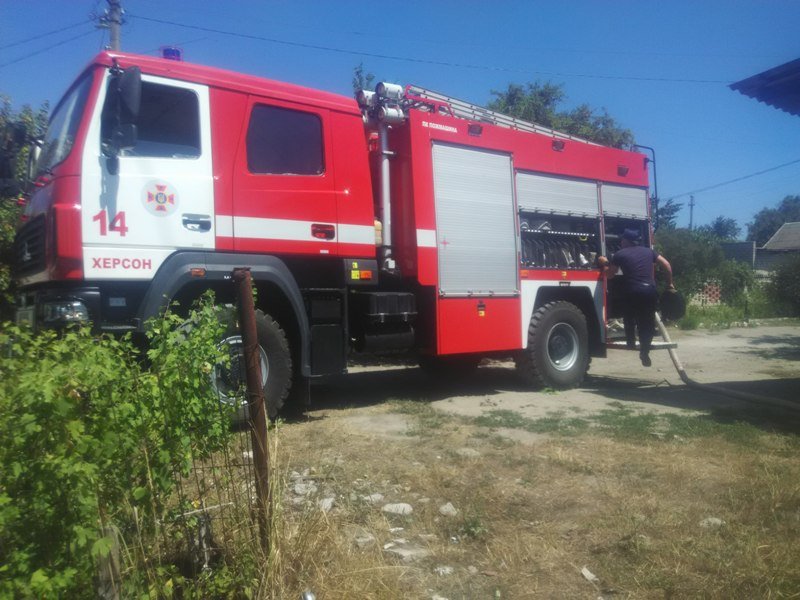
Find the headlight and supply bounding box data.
[42,300,90,324]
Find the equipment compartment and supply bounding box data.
[519,212,600,270]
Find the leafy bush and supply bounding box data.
[0,296,234,598]
[716,260,753,305]
[768,255,800,317]
[740,283,790,319]
[654,229,752,301]
[678,304,744,331]
[677,309,701,330]
[1,97,49,320]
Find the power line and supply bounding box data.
[127,14,731,85]
[0,28,97,70]
[0,20,92,51]
[668,159,800,201]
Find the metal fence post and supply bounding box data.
[232,268,271,554]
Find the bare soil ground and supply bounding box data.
[267,323,800,599]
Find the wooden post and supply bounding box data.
[232,268,270,553]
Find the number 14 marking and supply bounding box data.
[92,210,129,237]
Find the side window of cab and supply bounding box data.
[102,81,201,158]
[246,104,324,175]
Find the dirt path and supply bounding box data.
[308,323,800,435]
[277,323,800,598]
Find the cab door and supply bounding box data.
[231,98,338,256]
[82,73,215,279]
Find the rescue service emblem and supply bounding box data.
[142,181,179,216]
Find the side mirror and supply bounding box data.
[102,65,141,161]
[118,66,142,124]
[26,142,42,185]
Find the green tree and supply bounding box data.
[352,62,376,94]
[487,81,634,148]
[653,197,682,231]
[487,82,564,128]
[746,195,800,246]
[697,215,741,240]
[655,228,751,300]
[1,96,49,318]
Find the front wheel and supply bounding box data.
[515,301,589,389]
[214,309,292,420]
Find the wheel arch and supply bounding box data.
[534,285,605,357]
[137,251,311,377]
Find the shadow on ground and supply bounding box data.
[310,366,528,409]
[583,374,800,435]
[729,332,800,361]
[295,364,800,435]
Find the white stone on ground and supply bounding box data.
[382,503,413,515]
[439,502,458,517]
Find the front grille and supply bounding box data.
[13,214,47,277]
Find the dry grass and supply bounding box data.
[240,404,800,599]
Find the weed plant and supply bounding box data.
[0,295,245,597]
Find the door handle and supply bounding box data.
[311,223,336,240]
[182,214,211,232]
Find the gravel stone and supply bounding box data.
[382,503,413,515]
[439,502,459,517]
[700,517,726,528]
[455,448,481,458]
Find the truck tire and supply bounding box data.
[515,301,589,389]
[215,309,292,420]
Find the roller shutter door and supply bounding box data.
[516,171,599,216]
[432,143,518,296]
[602,184,649,218]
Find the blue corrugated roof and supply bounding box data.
[730,58,800,117]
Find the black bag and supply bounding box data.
[659,288,686,321]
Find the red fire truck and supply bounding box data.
[13,51,653,416]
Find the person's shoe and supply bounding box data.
[640,352,652,367]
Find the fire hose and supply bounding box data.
[654,312,800,414]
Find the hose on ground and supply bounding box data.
[654,312,800,414]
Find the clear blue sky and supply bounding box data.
[2,1,798,237]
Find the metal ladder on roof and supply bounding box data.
[405,84,599,146]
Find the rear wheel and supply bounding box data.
[515,301,589,389]
[214,309,292,420]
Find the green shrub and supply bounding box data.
[768,255,800,317]
[677,309,701,330]
[678,303,744,330]
[716,260,754,305]
[0,295,233,598]
[741,283,791,319]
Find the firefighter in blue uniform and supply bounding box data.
[598,229,675,367]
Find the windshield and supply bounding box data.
[37,73,93,173]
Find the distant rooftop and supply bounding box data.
[730,58,800,117]
[762,222,800,250]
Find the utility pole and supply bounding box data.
[688,195,695,230]
[97,0,123,51]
